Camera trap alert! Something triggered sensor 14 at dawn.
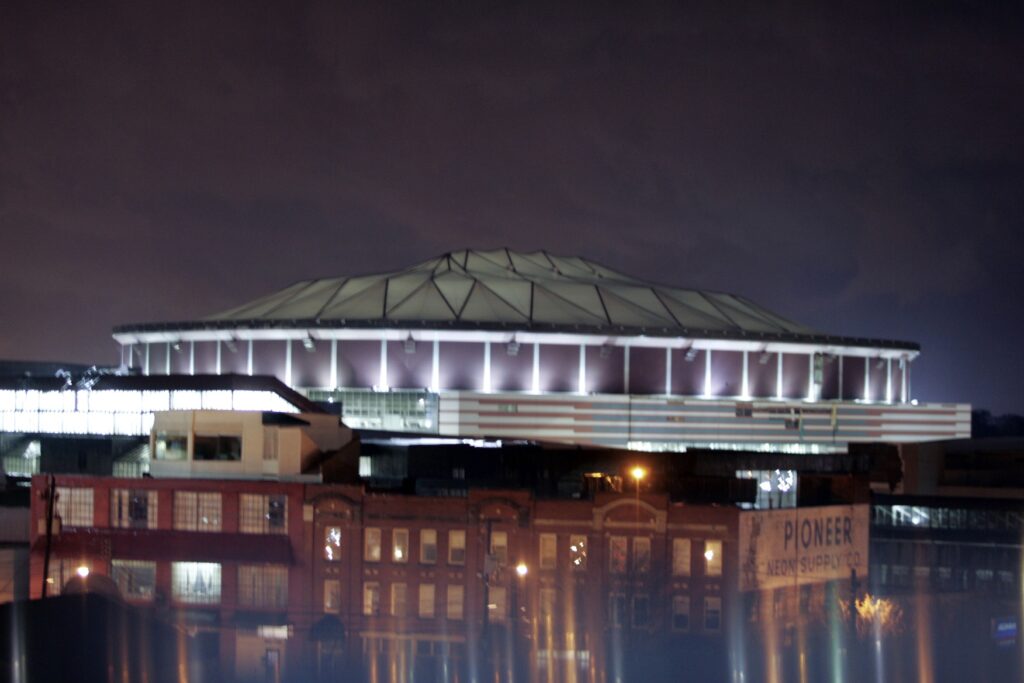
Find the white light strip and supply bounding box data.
[864,358,871,402]
[285,340,292,387]
[740,350,749,399]
[531,343,540,394]
[623,346,630,393]
[665,347,672,396]
[330,340,337,389]
[776,352,783,399]
[431,340,440,393]
[703,349,712,397]
[189,342,195,376]
[483,341,492,394]
[378,339,388,390]
[579,344,587,395]
[886,358,893,403]
[247,340,254,376]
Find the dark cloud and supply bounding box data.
[1,1,1022,412]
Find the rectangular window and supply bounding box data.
[705,540,723,577]
[448,530,466,565]
[364,528,382,562]
[633,537,651,574]
[490,531,508,565]
[420,529,437,564]
[392,528,409,563]
[171,562,221,605]
[391,582,408,617]
[55,487,93,527]
[154,432,187,461]
[489,586,507,621]
[363,582,380,616]
[447,585,464,620]
[418,584,435,618]
[324,579,340,614]
[193,435,242,461]
[632,595,650,628]
[609,536,627,574]
[569,535,588,570]
[609,593,626,628]
[704,596,722,632]
[110,489,158,529]
[540,588,557,620]
[173,491,222,532]
[238,565,289,610]
[324,526,342,561]
[111,560,156,602]
[672,595,690,631]
[672,538,692,576]
[239,494,287,534]
[539,534,557,570]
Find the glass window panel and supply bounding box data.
[672,595,690,631]
[363,582,380,616]
[539,534,557,570]
[391,583,407,617]
[392,529,409,563]
[446,585,464,620]
[193,435,241,461]
[420,529,437,564]
[324,526,342,561]
[705,540,723,577]
[172,562,221,605]
[448,530,466,565]
[609,536,627,574]
[672,538,692,576]
[364,528,382,562]
[111,560,156,602]
[418,584,435,618]
[633,538,651,574]
[323,579,341,614]
[490,531,508,565]
[237,565,289,610]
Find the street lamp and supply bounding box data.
[515,562,528,577]
[76,565,90,579]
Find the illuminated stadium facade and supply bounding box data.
[112,249,969,452]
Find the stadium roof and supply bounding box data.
[115,249,918,350]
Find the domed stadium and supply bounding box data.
[113,249,967,452]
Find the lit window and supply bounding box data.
[608,536,627,574]
[632,595,650,628]
[704,596,722,632]
[704,540,723,577]
[391,583,407,617]
[173,492,222,532]
[110,489,157,529]
[364,528,382,562]
[193,435,241,461]
[363,582,380,616]
[238,565,288,610]
[446,585,464,620]
[239,494,287,534]
[569,535,587,570]
[633,538,651,574]
[539,534,557,570]
[418,584,435,618]
[672,595,690,631]
[323,579,340,614]
[539,588,556,620]
[154,432,187,461]
[47,559,90,596]
[392,528,409,563]
[324,526,342,561]
[172,562,221,605]
[672,538,692,576]
[489,586,507,621]
[111,560,156,602]
[420,529,437,564]
[608,593,626,628]
[448,530,466,565]
[55,487,93,528]
[490,531,508,565]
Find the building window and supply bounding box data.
[392,528,409,563]
[363,582,380,616]
[489,586,507,621]
[420,529,437,564]
[193,435,242,461]
[324,526,342,561]
[490,531,508,566]
[447,585,464,620]
[238,565,288,610]
[364,528,382,562]
[173,491,222,532]
[154,432,187,461]
[569,535,587,570]
[111,560,156,602]
[47,559,91,596]
[540,588,556,621]
[608,536,627,574]
[632,595,650,628]
[391,583,408,617]
[672,595,690,631]
[704,596,722,632]
[418,584,435,618]
[448,530,466,565]
[539,534,557,570]
[239,494,287,534]
[110,489,157,529]
[55,487,93,528]
[672,538,691,576]
[609,593,626,628]
[324,579,340,614]
[172,562,221,605]
[633,537,651,574]
[704,540,723,577]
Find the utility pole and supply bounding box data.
[41,475,56,598]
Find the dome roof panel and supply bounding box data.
[458,283,531,323]
[531,286,607,325]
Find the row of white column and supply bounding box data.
[128,339,910,403]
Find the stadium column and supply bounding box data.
[776,352,783,399]
[483,341,492,393]
[664,347,672,396]
[864,358,871,401]
[623,345,631,394]
[838,355,844,400]
[886,359,893,403]
[431,340,440,393]
[329,340,337,389]
[901,359,908,403]
[215,340,222,375]
[189,342,195,376]
[807,354,814,401]
[740,350,748,398]
[378,339,388,390]
[703,349,712,397]
[285,339,292,387]
[247,340,254,377]
[165,342,171,375]
[531,342,540,394]
[144,343,150,376]
[579,344,587,395]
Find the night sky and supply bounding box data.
[1,3,1022,413]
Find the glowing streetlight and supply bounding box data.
[630,466,646,482]
[75,565,90,579]
[515,562,528,577]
